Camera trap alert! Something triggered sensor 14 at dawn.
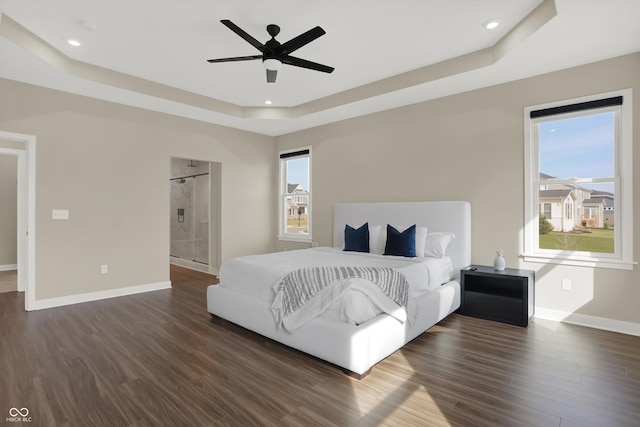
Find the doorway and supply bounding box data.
[0,131,36,311]
[0,154,18,293]
[169,158,221,274]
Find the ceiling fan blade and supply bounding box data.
[282,56,334,73]
[207,55,262,63]
[220,19,268,53]
[279,26,326,55]
[266,69,277,83]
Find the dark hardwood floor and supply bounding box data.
[1,265,639,426]
[0,269,17,293]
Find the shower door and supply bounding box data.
[170,161,209,265]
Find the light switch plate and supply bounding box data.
[52,209,69,220]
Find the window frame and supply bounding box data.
[523,89,635,270]
[278,147,312,242]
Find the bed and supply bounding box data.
[207,201,471,377]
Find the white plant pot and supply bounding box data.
[494,251,506,271]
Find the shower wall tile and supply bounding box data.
[170,158,209,264]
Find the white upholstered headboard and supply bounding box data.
[333,201,471,279]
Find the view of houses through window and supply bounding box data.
[537,109,615,253]
[280,150,310,238]
[286,181,309,233]
[525,89,633,269]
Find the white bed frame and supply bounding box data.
[207,201,471,377]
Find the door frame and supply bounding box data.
[0,131,36,311]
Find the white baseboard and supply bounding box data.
[0,264,17,271]
[31,281,172,311]
[535,307,640,337]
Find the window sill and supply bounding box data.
[521,253,637,271]
[278,235,312,243]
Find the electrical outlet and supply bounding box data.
[561,279,572,291]
[101,264,108,274]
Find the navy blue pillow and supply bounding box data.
[344,223,370,252]
[384,224,416,257]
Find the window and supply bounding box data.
[542,203,551,219]
[524,89,634,269]
[279,148,311,241]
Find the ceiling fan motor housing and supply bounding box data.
[207,20,334,83]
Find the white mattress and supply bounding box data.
[219,246,454,301]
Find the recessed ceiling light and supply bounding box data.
[484,20,499,30]
[264,100,273,105]
[67,39,81,47]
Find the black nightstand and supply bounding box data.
[459,266,535,327]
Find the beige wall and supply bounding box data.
[1,51,638,327]
[276,52,640,325]
[0,153,17,266]
[0,78,275,300]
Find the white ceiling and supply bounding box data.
[1,0,639,136]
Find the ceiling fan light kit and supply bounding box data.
[207,19,334,83]
[263,59,282,71]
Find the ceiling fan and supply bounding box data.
[207,19,334,83]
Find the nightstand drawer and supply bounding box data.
[463,291,525,325]
[460,266,535,327]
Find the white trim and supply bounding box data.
[523,89,634,270]
[31,281,172,311]
[535,307,640,337]
[522,253,636,270]
[0,264,18,271]
[0,131,36,308]
[277,235,313,243]
[278,146,312,240]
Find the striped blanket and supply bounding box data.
[271,266,412,332]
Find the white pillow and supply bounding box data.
[369,225,385,254]
[369,224,428,256]
[424,232,455,258]
[414,226,428,257]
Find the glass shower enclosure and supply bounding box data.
[170,158,209,268]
